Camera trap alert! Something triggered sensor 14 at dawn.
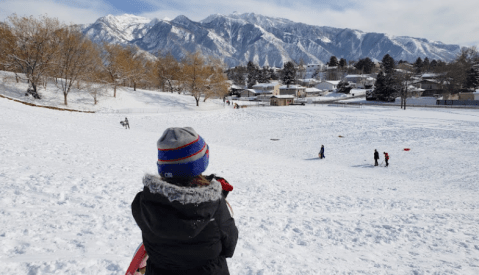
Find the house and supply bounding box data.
[278,85,306,97]
[229,84,246,96]
[303,88,324,97]
[239,87,275,99]
[296,78,321,87]
[270,95,294,106]
[315,80,340,91]
[475,90,479,100]
[344,75,375,88]
[413,79,441,90]
[252,82,280,96]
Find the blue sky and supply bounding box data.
[0,0,478,47]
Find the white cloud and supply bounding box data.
[0,0,118,25]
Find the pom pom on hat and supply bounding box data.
[157,127,209,178]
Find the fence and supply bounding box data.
[436,100,479,106]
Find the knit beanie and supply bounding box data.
[157,127,209,178]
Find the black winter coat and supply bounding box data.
[374,151,379,160]
[132,174,238,275]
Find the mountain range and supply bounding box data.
[81,12,462,67]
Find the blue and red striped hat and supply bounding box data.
[157,127,209,178]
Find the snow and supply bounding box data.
[1,72,479,274]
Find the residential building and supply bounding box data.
[315,80,340,91]
[270,95,294,106]
[344,75,375,88]
[278,85,306,97]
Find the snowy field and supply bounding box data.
[1,76,479,274]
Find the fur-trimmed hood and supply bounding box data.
[133,174,224,241]
[143,174,222,204]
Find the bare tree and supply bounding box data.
[156,51,181,93]
[2,14,62,97]
[203,57,229,102]
[101,43,128,97]
[54,26,100,105]
[182,51,208,106]
[397,68,415,110]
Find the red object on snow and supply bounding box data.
[404,148,410,151]
[125,243,147,275]
[217,178,234,191]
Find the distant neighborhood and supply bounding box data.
[225,53,479,107]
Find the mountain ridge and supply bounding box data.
[81,12,462,67]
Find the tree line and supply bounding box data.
[0,14,229,106]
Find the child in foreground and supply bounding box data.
[131,127,238,275]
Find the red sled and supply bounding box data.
[404,148,410,151]
[125,243,148,275]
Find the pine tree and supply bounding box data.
[339,58,347,70]
[413,57,423,74]
[329,56,339,67]
[423,57,430,72]
[246,61,259,88]
[381,54,395,75]
[465,67,479,90]
[282,61,296,87]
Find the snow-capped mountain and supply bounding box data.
[82,12,462,67]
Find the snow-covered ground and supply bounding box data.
[1,74,479,274]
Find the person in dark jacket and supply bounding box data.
[384,152,389,167]
[319,145,325,159]
[374,149,379,166]
[131,127,238,275]
[124,117,130,129]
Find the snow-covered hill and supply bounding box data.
[81,12,462,67]
[1,71,479,274]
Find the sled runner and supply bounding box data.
[125,243,148,275]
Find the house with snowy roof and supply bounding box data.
[252,82,280,95]
[315,80,340,91]
[343,75,375,88]
[278,85,306,97]
[303,87,325,97]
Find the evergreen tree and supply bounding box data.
[430,59,438,70]
[269,68,279,80]
[423,57,430,72]
[465,67,479,90]
[258,66,271,83]
[355,57,374,74]
[381,54,395,75]
[282,61,296,87]
[413,57,423,74]
[329,56,339,67]
[246,61,259,88]
[339,58,347,69]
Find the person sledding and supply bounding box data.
[131,127,238,275]
[318,145,325,159]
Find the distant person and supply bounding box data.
[374,149,379,166]
[319,145,325,159]
[124,117,130,129]
[384,152,389,167]
[131,127,238,275]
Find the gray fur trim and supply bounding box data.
[143,174,222,204]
